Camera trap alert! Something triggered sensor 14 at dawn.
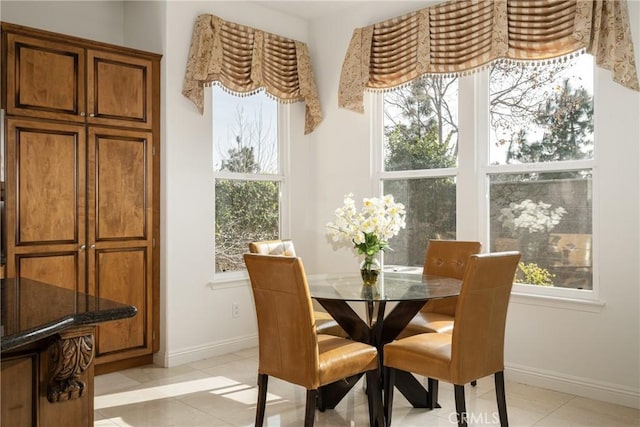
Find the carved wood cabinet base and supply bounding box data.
[47,327,95,403]
[1,326,96,427]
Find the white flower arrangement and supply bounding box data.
[498,199,567,237]
[326,193,406,257]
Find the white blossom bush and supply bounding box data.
[498,199,567,238]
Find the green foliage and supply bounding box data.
[515,262,555,287]
[507,79,593,163]
[220,141,260,173]
[383,77,458,172]
[215,135,279,272]
[385,127,456,171]
[353,232,388,257]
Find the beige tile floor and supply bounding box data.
[94,347,639,427]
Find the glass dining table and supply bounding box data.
[307,270,462,411]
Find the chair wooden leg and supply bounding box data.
[383,367,395,427]
[494,371,509,426]
[454,384,468,427]
[255,374,268,427]
[365,370,384,426]
[305,389,317,427]
[427,377,439,409]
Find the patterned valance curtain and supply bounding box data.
[183,14,322,134]
[339,0,640,113]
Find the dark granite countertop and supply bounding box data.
[1,278,137,353]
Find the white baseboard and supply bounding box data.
[153,334,258,368]
[506,363,640,409]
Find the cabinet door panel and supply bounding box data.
[16,252,85,331]
[6,120,86,246]
[93,248,149,357]
[5,33,86,122]
[16,252,84,293]
[1,355,36,427]
[88,128,152,242]
[87,50,153,129]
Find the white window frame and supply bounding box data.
[372,65,603,307]
[211,93,291,283]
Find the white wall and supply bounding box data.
[2,0,639,410]
[123,1,165,55]
[1,1,125,45]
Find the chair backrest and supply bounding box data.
[449,252,521,384]
[248,239,296,256]
[243,253,320,389]
[423,239,482,280]
[421,240,482,315]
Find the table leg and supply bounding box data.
[317,373,364,410]
[315,299,371,343]
[393,370,442,408]
[380,300,427,343]
[315,298,441,410]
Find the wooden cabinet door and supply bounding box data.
[86,127,153,361]
[4,33,86,123]
[5,119,86,293]
[86,50,153,129]
[1,355,36,427]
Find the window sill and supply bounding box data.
[207,272,250,290]
[510,291,606,313]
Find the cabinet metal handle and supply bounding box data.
[79,245,86,251]
[89,113,95,117]
[80,112,85,117]
[90,244,96,249]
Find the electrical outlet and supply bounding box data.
[232,302,240,318]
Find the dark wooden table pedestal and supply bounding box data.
[315,298,437,410]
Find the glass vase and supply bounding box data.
[360,255,381,286]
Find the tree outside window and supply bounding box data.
[380,54,594,290]
[382,76,458,268]
[213,87,282,274]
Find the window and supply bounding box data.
[378,76,459,267]
[487,56,594,291]
[212,86,288,276]
[376,55,595,295]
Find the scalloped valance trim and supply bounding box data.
[183,14,323,134]
[339,0,639,113]
[364,48,588,94]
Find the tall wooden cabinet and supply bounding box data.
[1,22,161,373]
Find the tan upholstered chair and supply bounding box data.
[398,240,482,338]
[248,239,297,257]
[243,253,383,427]
[248,239,346,338]
[383,252,521,427]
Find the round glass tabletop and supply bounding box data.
[307,271,461,302]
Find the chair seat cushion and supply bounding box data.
[317,335,378,386]
[384,333,452,381]
[396,312,454,339]
[315,311,348,337]
[317,318,349,338]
